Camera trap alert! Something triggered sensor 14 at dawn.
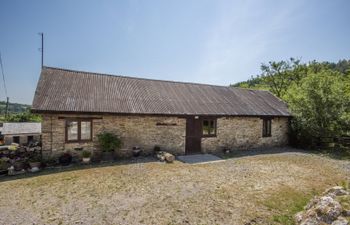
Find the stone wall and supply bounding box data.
[4,134,41,145]
[41,114,289,158]
[41,114,186,158]
[201,117,289,153]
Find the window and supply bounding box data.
[262,118,272,137]
[13,136,20,144]
[80,121,91,140]
[67,121,78,141]
[202,118,216,137]
[66,119,92,142]
[27,136,34,144]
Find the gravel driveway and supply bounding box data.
[0,149,349,225]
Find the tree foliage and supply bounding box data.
[286,70,350,143]
[232,59,350,148]
[1,109,42,122]
[260,58,305,98]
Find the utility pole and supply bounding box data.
[38,32,44,68]
[0,51,9,119]
[5,97,9,119]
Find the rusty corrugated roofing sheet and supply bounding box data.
[32,67,291,116]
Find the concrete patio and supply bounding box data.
[177,154,224,164]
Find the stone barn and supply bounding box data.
[32,67,291,158]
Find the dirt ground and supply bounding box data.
[0,149,349,225]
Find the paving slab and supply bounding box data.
[177,154,224,164]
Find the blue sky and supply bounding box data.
[0,0,349,104]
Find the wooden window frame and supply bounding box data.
[202,117,217,137]
[65,119,93,143]
[262,118,272,137]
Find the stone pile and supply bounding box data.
[295,186,350,225]
[156,151,175,163]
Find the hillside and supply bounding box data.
[0,101,31,114]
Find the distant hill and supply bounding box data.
[0,101,30,114]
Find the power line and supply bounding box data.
[0,51,8,98]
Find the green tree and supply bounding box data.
[260,58,305,98]
[286,69,350,143]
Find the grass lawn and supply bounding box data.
[0,150,349,225]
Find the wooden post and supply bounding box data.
[5,97,9,120]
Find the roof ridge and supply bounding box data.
[43,66,233,89]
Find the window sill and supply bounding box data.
[65,140,92,144]
[202,135,217,138]
[262,135,272,138]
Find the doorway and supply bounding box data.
[185,116,202,154]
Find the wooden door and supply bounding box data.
[185,116,202,154]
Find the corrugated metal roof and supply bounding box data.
[2,122,41,135]
[32,67,291,116]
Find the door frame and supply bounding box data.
[185,116,202,154]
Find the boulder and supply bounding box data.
[295,186,349,225]
[314,196,342,223]
[331,217,349,225]
[156,151,175,163]
[343,210,350,217]
[324,186,349,197]
[164,153,175,163]
[300,218,319,225]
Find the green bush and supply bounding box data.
[97,132,122,152]
[82,150,91,158]
[286,70,350,147]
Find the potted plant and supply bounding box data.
[132,146,142,157]
[58,152,72,166]
[81,150,92,164]
[28,155,42,169]
[97,132,122,161]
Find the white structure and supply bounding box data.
[0,122,41,145]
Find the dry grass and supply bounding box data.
[0,151,349,225]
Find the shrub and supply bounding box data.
[82,150,91,158]
[154,145,161,152]
[58,152,72,166]
[286,70,350,148]
[97,132,122,152]
[28,154,42,163]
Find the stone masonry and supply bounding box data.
[41,114,289,158]
[41,114,186,158]
[202,117,289,153]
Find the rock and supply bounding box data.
[300,218,320,225]
[314,196,342,223]
[295,186,349,225]
[164,153,175,163]
[294,212,304,224]
[331,217,349,225]
[324,186,349,197]
[305,197,320,210]
[156,151,175,163]
[30,167,41,173]
[343,210,350,217]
